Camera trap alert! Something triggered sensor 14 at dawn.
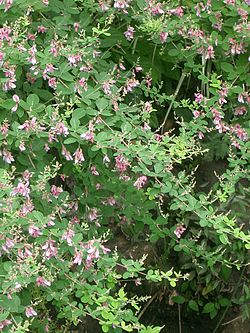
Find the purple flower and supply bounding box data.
[29,225,42,238]
[11,181,30,197]
[174,225,186,238]
[42,240,58,259]
[36,276,51,287]
[115,155,129,173]
[124,26,135,41]
[133,176,147,189]
[25,306,37,318]
[160,31,168,43]
[73,147,85,164]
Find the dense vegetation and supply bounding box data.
[0,0,249,332]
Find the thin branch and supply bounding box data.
[138,292,158,320]
[160,71,186,134]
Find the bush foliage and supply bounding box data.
[0,0,249,332]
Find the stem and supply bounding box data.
[212,266,246,333]
[152,43,157,64]
[132,37,138,55]
[160,71,186,134]
[178,304,182,333]
[138,292,158,320]
[206,60,212,98]
[201,55,206,96]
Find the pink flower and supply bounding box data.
[174,225,186,238]
[62,145,73,161]
[102,79,116,95]
[224,0,235,5]
[234,106,247,116]
[155,134,162,141]
[73,250,82,265]
[205,45,215,59]
[133,176,147,189]
[42,240,58,259]
[0,149,14,164]
[103,155,110,164]
[77,77,88,92]
[0,26,11,41]
[53,122,69,136]
[106,197,116,206]
[115,155,129,173]
[25,307,37,318]
[36,276,51,287]
[0,319,12,330]
[38,25,47,33]
[114,0,131,12]
[48,77,57,89]
[160,31,168,43]
[149,2,164,15]
[29,225,42,238]
[11,95,20,112]
[229,39,245,55]
[19,141,26,151]
[96,183,101,190]
[19,199,34,217]
[12,181,30,197]
[170,6,184,17]
[0,0,13,11]
[194,93,204,104]
[62,228,75,245]
[73,147,85,164]
[124,26,135,41]
[87,208,100,222]
[68,54,82,66]
[231,124,248,141]
[193,110,200,118]
[124,77,139,94]
[80,131,94,142]
[12,94,19,103]
[51,185,63,198]
[98,1,110,11]
[0,122,9,137]
[74,22,80,32]
[90,166,99,176]
[198,131,204,140]
[2,238,15,253]
[231,139,240,149]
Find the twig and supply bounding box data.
[178,304,182,333]
[212,266,246,333]
[222,315,242,326]
[138,292,158,320]
[160,71,186,134]
[28,154,36,170]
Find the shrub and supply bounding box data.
[0,0,249,332]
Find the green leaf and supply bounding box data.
[101,310,110,320]
[121,122,132,133]
[168,49,180,57]
[64,137,78,144]
[27,94,39,106]
[203,303,215,314]
[96,98,109,111]
[70,117,80,130]
[170,280,176,287]
[73,108,86,119]
[220,62,234,73]
[172,295,185,304]
[102,325,109,333]
[0,311,10,322]
[219,234,229,245]
[188,300,199,312]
